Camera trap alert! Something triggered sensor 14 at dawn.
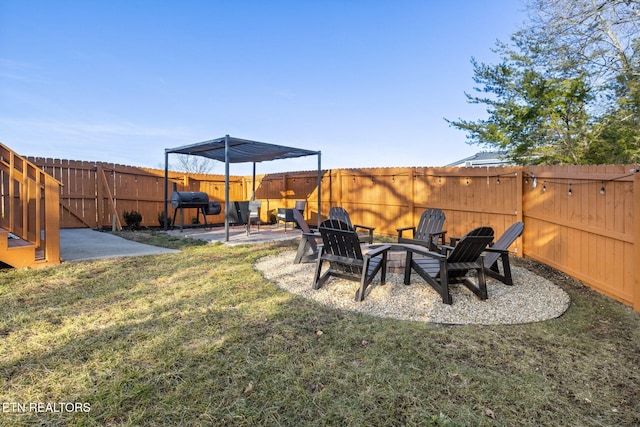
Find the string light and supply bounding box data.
[333,170,635,196]
[521,171,636,195]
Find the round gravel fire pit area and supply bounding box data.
[255,250,571,325]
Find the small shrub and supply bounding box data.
[157,211,167,228]
[123,210,143,230]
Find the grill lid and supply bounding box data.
[170,191,209,208]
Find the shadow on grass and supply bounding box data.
[0,239,639,426]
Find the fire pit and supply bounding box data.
[367,244,410,274]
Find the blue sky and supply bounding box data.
[0,1,526,175]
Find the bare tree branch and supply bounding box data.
[173,154,217,174]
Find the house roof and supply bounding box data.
[445,151,510,167]
[165,136,319,164]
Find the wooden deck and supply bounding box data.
[0,143,62,268]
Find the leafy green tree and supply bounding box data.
[448,0,640,165]
[447,30,593,165]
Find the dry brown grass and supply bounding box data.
[0,232,638,426]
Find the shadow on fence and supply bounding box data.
[28,157,640,312]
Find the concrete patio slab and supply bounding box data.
[60,228,180,262]
[164,223,302,246]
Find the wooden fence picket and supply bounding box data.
[27,157,639,310]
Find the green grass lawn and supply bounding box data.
[1,231,639,426]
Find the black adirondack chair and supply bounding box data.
[328,206,375,244]
[403,226,494,304]
[313,220,390,302]
[397,208,447,250]
[482,222,524,285]
[447,222,524,285]
[292,208,322,264]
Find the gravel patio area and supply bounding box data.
[255,250,571,325]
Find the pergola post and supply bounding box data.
[317,151,322,228]
[252,162,256,199]
[224,134,230,242]
[163,150,169,231]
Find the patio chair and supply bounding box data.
[396,208,447,250]
[246,200,262,236]
[403,226,494,304]
[482,222,524,285]
[328,206,375,244]
[292,208,322,264]
[313,220,391,302]
[277,200,306,232]
[446,222,524,286]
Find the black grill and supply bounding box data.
[170,191,209,209]
[170,191,221,231]
[205,201,221,215]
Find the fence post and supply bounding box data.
[336,169,342,210]
[409,167,416,225]
[515,168,524,257]
[634,169,640,312]
[96,164,104,228]
[281,173,288,210]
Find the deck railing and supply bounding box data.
[1,143,61,267]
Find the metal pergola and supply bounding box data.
[164,135,321,241]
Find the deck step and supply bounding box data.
[0,229,38,268]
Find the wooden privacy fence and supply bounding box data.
[29,159,240,229]
[521,165,639,312]
[29,157,640,312]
